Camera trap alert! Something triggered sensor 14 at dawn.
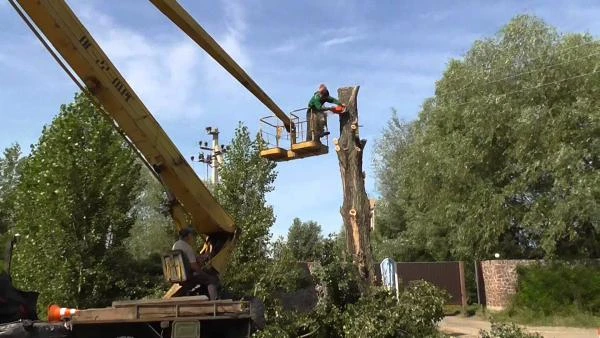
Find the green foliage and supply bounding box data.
[255,303,344,338]
[257,231,449,337]
[110,253,169,300]
[313,235,362,308]
[373,111,412,240]
[257,283,448,338]
[342,282,448,338]
[510,262,600,316]
[126,165,175,259]
[256,241,312,306]
[214,122,279,298]
[286,217,325,261]
[10,93,149,309]
[480,321,542,338]
[374,15,600,261]
[0,144,26,248]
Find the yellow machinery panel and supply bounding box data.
[161,250,190,284]
[291,141,328,154]
[259,147,288,161]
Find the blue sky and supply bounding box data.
[1,0,599,239]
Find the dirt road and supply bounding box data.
[439,316,598,338]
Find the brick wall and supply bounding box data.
[480,259,536,311]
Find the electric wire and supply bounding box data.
[444,47,600,96]
[446,69,600,108]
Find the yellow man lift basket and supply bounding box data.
[259,109,329,162]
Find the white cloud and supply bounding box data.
[271,38,308,53]
[317,26,366,47]
[350,49,458,74]
[68,1,254,119]
[321,35,363,47]
[200,0,253,94]
[417,10,454,22]
[266,26,367,53]
[70,4,205,120]
[222,0,246,41]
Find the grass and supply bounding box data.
[479,307,600,328]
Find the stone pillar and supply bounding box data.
[480,259,536,311]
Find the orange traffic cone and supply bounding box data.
[47,304,79,322]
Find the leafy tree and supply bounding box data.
[0,144,26,272]
[373,111,412,240]
[0,144,26,236]
[286,218,324,261]
[215,122,278,297]
[371,112,440,262]
[375,15,600,260]
[257,257,448,338]
[11,93,144,309]
[126,165,175,259]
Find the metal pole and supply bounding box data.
[459,261,467,314]
[210,128,219,185]
[394,268,400,301]
[474,261,481,305]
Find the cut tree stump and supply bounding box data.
[336,86,376,290]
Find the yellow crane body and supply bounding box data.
[12,0,236,273]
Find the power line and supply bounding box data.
[442,38,599,95]
[446,69,600,108]
[469,39,598,68]
[444,48,600,96]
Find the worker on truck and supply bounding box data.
[172,227,219,300]
[306,84,343,142]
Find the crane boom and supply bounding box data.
[149,0,294,133]
[11,0,235,237]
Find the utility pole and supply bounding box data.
[191,126,229,185]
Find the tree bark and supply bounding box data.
[335,86,376,290]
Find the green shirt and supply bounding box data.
[308,92,341,112]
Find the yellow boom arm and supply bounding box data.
[10,1,236,251]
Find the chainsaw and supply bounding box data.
[329,105,347,115]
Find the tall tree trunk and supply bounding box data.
[335,86,376,290]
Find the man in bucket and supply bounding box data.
[305,84,344,142]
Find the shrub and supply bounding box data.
[480,321,542,338]
[510,261,600,316]
[254,236,450,338]
[341,282,448,338]
[256,283,448,338]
